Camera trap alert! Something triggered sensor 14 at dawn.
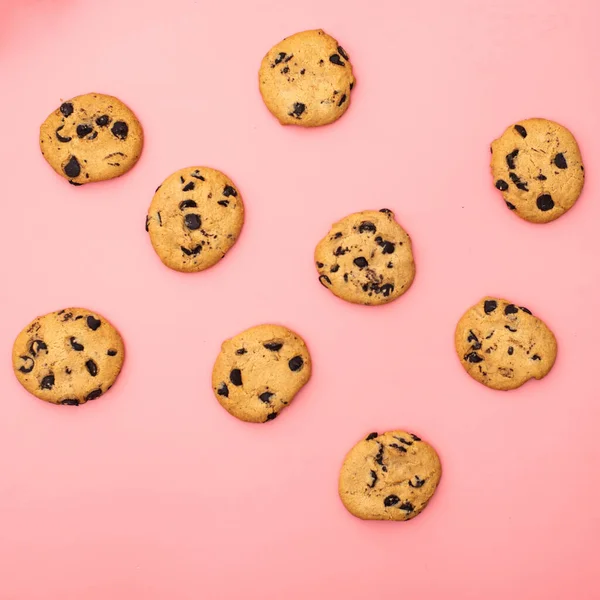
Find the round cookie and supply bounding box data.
[12,308,125,405]
[490,118,584,223]
[339,430,442,521]
[146,167,244,273]
[259,29,356,127]
[315,209,415,305]
[455,297,557,391]
[39,93,143,185]
[212,324,311,423]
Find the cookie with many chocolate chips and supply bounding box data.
[455,297,557,390]
[315,209,415,305]
[146,167,244,272]
[259,29,356,127]
[39,93,143,185]
[490,119,584,223]
[212,324,311,423]
[339,430,442,521]
[12,308,125,405]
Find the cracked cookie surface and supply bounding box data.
[147,167,244,273]
[212,324,311,423]
[490,118,584,223]
[39,93,143,185]
[339,430,442,521]
[259,29,356,127]
[315,209,415,305]
[12,308,125,405]
[455,297,557,390]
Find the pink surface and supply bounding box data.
[1,0,599,598]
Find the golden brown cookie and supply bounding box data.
[339,431,442,521]
[12,308,125,405]
[455,297,557,390]
[146,167,245,273]
[259,29,356,127]
[315,209,415,305]
[490,118,584,223]
[39,93,143,185]
[212,324,311,423]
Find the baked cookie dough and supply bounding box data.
[490,118,584,223]
[12,308,125,405]
[39,93,143,185]
[455,297,557,390]
[212,324,311,423]
[259,29,356,127]
[315,209,415,305]
[146,167,244,272]
[339,430,442,521]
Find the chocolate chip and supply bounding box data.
[379,208,391,215]
[64,156,81,178]
[411,433,421,441]
[181,245,202,256]
[520,306,532,315]
[504,304,518,315]
[331,264,340,273]
[259,391,274,403]
[284,54,293,63]
[266,412,278,421]
[87,316,101,331]
[389,443,407,453]
[29,339,48,356]
[353,257,368,268]
[379,284,394,297]
[506,201,516,210]
[289,102,306,118]
[387,262,393,268]
[537,194,554,211]
[508,347,514,355]
[300,69,306,75]
[41,374,55,390]
[236,348,247,355]
[506,149,519,169]
[532,355,541,361]
[397,437,414,447]
[484,300,497,313]
[55,126,72,142]
[495,179,509,191]
[217,383,229,397]
[60,102,74,117]
[96,115,110,127]
[223,185,237,197]
[514,124,527,138]
[333,246,347,256]
[18,356,34,373]
[337,46,349,60]
[537,174,547,181]
[288,356,304,372]
[319,274,332,287]
[316,262,324,268]
[182,182,195,191]
[65,367,72,374]
[375,445,386,469]
[85,360,98,377]
[230,369,242,386]
[368,470,377,488]
[263,342,283,351]
[329,54,345,66]
[70,337,84,351]
[184,214,201,230]
[465,352,483,363]
[61,399,79,405]
[375,237,395,254]
[409,476,426,488]
[76,124,93,138]
[218,200,229,207]
[107,349,117,356]
[191,170,205,180]
[366,432,378,440]
[358,221,376,233]
[399,502,414,513]
[86,389,103,401]
[505,325,517,332]
[179,200,197,210]
[509,172,529,191]
[337,94,347,107]
[281,66,290,74]
[384,495,400,507]
[554,153,568,169]
[273,52,286,66]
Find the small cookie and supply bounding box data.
[339,431,442,521]
[146,167,244,273]
[455,297,557,391]
[212,324,311,423]
[40,93,143,185]
[490,118,584,223]
[12,308,125,405]
[315,209,415,305]
[259,29,356,127]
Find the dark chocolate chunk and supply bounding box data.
[179,200,197,210]
[65,367,72,374]
[18,356,35,373]
[87,316,101,331]
[64,156,81,178]
[505,325,517,332]
[389,443,407,453]
[537,194,554,211]
[107,349,117,356]
[230,369,243,386]
[333,246,347,256]
[289,102,306,118]
[272,52,286,66]
[467,330,481,350]
[379,283,394,297]
[266,412,278,421]
[532,354,541,361]
[96,115,110,127]
[337,46,349,60]
[465,352,483,363]
[366,432,378,440]
[61,399,80,405]
[181,245,202,256]
[409,476,426,488]
[316,262,324,268]
[329,54,345,66]
[537,174,547,181]
[288,356,304,372]
[218,200,229,207]
[55,126,72,143]
[263,342,283,351]
[111,121,128,139]
[484,300,497,313]
[384,495,400,507]
[223,185,237,197]
[76,124,93,138]
[259,391,274,403]
[554,153,568,169]
[300,69,306,75]
[70,337,84,351]
[319,274,332,287]
[85,359,98,377]
[411,433,421,441]
[495,179,509,191]
[509,172,529,191]
[520,307,532,315]
[508,346,514,355]
[506,149,519,169]
[29,339,48,356]
[184,214,201,230]
[235,348,247,355]
[86,389,103,401]
[281,66,289,74]
[399,502,414,513]
[337,94,347,107]
[375,237,395,254]
[358,221,376,234]
[217,383,229,397]
[60,102,74,117]
[41,374,55,390]
[368,470,378,488]
[504,304,518,315]
[191,170,205,180]
[375,444,386,469]
[182,182,195,191]
[331,264,340,273]
[353,257,368,269]
[514,124,527,138]
[506,201,516,210]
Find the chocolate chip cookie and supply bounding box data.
[339,430,442,521]
[455,297,557,390]
[315,209,415,305]
[12,308,125,405]
[259,29,356,127]
[212,324,311,423]
[491,119,585,223]
[146,167,245,273]
[39,93,143,185]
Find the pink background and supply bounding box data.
[1,0,599,598]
